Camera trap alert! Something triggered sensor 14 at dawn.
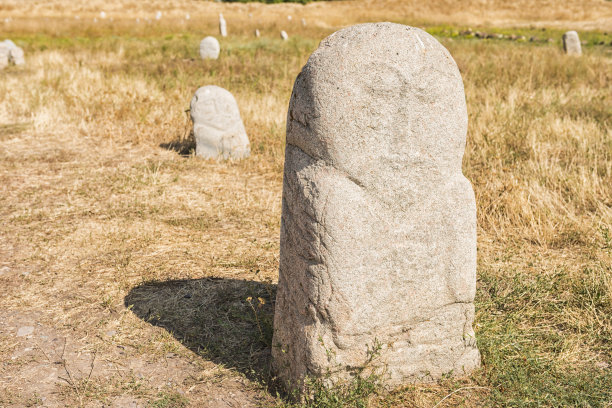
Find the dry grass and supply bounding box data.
[1,0,612,31]
[0,1,611,407]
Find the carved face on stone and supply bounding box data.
[287,24,468,192]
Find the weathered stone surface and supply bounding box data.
[563,31,582,56]
[272,22,480,392]
[199,36,220,60]
[219,13,227,37]
[280,30,289,41]
[189,85,250,159]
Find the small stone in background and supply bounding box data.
[219,13,227,37]
[9,47,24,65]
[199,36,220,60]
[190,85,250,160]
[2,40,25,66]
[280,30,289,41]
[17,326,34,337]
[563,31,582,55]
[255,29,261,38]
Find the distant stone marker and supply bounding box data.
[8,46,24,65]
[199,36,220,60]
[563,31,582,56]
[2,39,16,49]
[190,86,250,159]
[272,22,480,392]
[219,13,227,37]
[280,30,289,41]
[17,326,34,337]
[2,40,24,66]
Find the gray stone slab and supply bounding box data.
[272,22,480,393]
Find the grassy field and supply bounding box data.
[1,0,611,407]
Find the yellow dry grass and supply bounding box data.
[2,0,612,32]
[0,1,611,407]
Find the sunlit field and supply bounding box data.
[0,0,611,406]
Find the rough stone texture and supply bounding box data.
[219,13,227,37]
[563,31,582,56]
[280,30,289,41]
[190,85,250,159]
[199,36,220,60]
[272,22,480,392]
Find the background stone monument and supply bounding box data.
[1,40,25,66]
[272,22,480,392]
[562,31,582,56]
[190,85,250,160]
[199,36,220,60]
[219,14,227,37]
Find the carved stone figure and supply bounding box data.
[272,22,480,392]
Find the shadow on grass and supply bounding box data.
[159,131,195,156]
[124,277,276,383]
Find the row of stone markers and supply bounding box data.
[453,28,589,55]
[218,13,290,41]
[0,39,25,69]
